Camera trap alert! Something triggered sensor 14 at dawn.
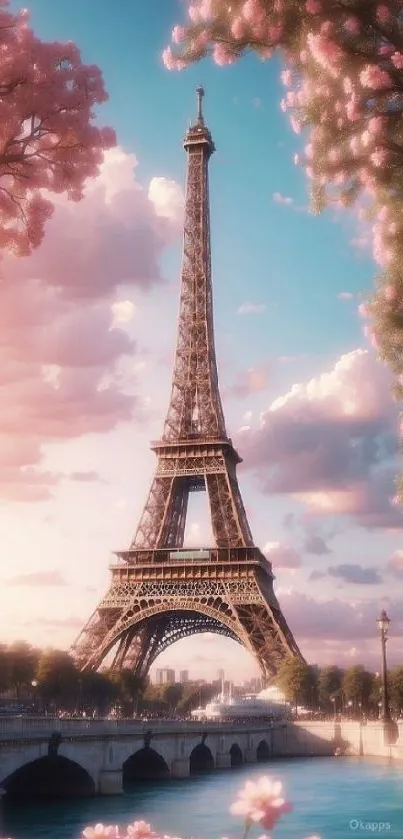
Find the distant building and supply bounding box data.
[217,668,225,682]
[179,670,189,683]
[155,668,175,685]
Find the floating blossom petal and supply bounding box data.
[230,776,292,831]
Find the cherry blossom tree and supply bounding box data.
[164,0,403,500]
[0,1,115,255]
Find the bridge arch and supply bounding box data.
[256,739,271,762]
[229,743,243,766]
[2,755,95,798]
[189,742,214,775]
[123,747,170,785]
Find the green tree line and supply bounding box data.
[275,658,403,717]
[0,642,216,717]
[1,643,402,717]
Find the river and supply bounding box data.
[3,758,403,839]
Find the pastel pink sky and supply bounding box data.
[1,139,402,682]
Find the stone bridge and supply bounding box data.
[0,717,277,796]
[0,717,401,798]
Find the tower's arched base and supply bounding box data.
[72,548,304,682]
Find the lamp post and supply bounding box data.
[31,679,38,714]
[377,609,391,722]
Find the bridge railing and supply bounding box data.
[0,716,278,740]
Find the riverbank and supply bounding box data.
[278,719,403,761]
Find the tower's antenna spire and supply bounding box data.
[196,85,204,124]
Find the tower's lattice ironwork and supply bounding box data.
[73,88,303,682]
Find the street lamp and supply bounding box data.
[377,609,391,721]
[31,680,38,714]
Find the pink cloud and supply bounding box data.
[69,471,103,483]
[225,364,270,399]
[237,349,402,529]
[7,570,67,587]
[0,148,182,502]
[3,149,183,300]
[281,591,403,665]
[387,549,403,578]
[264,541,301,570]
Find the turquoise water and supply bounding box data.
[3,758,403,839]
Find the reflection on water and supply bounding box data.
[3,758,403,839]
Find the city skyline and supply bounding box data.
[1,0,402,682]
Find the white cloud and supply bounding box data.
[337,291,353,300]
[148,177,184,225]
[111,300,136,325]
[272,192,294,206]
[237,302,266,315]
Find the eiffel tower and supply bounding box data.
[73,88,303,683]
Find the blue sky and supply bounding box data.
[1,0,402,682]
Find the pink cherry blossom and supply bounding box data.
[361,130,372,148]
[360,65,391,90]
[230,776,292,831]
[294,153,300,164]
[320,21,334,35]
[213,43,236,65]
[199,0,214,20]
[346,100,360,121]
[305,143,314,158]
[328,149,340,163]
[162,47,185,70]
[350,137,360,156]
[82,826,118,839]
[378,206,389,221]
[344,16,360,34]
[188,4,200,22]
[231,17,246,39]
[376,4,390,23]
[242,0,264,24]
[384,284,397,302]
[172,25,185,44]
[370,148,388,167]
[392,51,403,69]
[368,116,386,136]
[281,69,293,86]
[290,116,301,134]
[306,0,321,14]
[379,44,394,56]
[125,822,153,838]
[358,303,368,318]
